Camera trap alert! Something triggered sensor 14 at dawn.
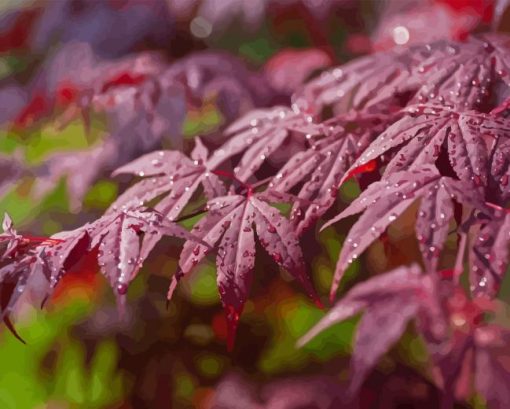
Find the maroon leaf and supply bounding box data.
[470,212,510,297]
[490,136,510,202]
[111,142,225,217]
[270,110,389,234]
[178,192,320,349]
[87,208,202,296]
[324,166,487,299]
[415,180,455,272]
[28,46,281,209]
[0,213,23,259]
[474,325,510,409]
[207,106,325,183]
[43,229,90,290]
[110,141,226,266]
[299,264,428,393]
[342,106,503,188]
[296,35,510,115]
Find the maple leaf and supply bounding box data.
[342,105,507,188]
[323,166,488,299]
[269,110,390,234]
[109,139,227,270]
[84,208,204,296]
[295,35,510,116]
[421,286,510,408]
[0,206,205,334]
[111,139,225,217]
[41,229,91,294]
[0,216,92,319]
[469,210,510,297]
[28,48,282,209]
[174,190,321,349]
[474,325,510,409]
[299,264,510,405]
[299,264,445,393]
[0,213,23,260]
[0,214,70,339]
[489,135,510,202]
[206,106,325,183]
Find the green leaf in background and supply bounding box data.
[195,353,226,379]
[316,228,359,294]
[183,106,223,139]
[182,262,220,306]
[339,178,361,202]
[83,180,118,210]
[0,302,123,409]
[24,121,96,166]
[258,297,354,374]
[0,131,18,153]
[0,178,69,228]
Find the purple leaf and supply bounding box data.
[296,35,510,115]
[343,106,501,188]
[270,111,389,234]
[415,180,455,272]
[350,295,419,393]
[208,107,324,182]
[178,192,320,348]
[0,213,22,260]
[299,264,426,393]
[324,166,487,298]
[86,207,205,297]
[475,326,510,409]
[470,212,510,297]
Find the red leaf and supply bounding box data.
[177,191,320,347]
[101,72,146,93]
[14,93,48,129]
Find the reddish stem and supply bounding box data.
[22,235,64,245]
[486,202,510,213]
[212,170,253,196]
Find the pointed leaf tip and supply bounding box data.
[225,304,241,352]
[3,316,26,344]
[2,213,13,231]
[314,297,325,310]
[166,275,179,304]
[345,159,378,182]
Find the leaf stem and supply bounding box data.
[22,235,64,245]
[173,207,209,223]
[212,170,253,195]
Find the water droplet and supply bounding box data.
[117,282,128,295]
[272,252,283,263]
[392,26,409,45]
